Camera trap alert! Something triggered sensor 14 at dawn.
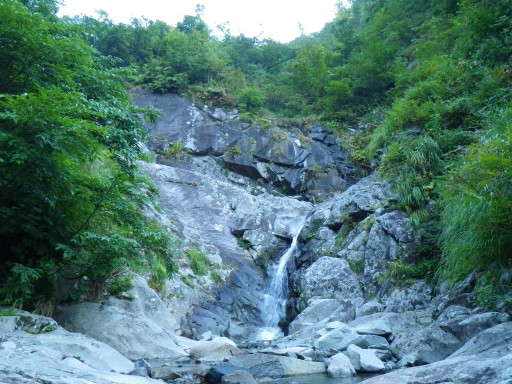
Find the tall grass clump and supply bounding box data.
[185,248,210,276]
[439,107,512,283]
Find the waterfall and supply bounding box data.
[257,221,306,340]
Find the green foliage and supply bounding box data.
[237,238,252,250]
[226,146,242,156]
[0,1,177,310]
[106,274,133,298]
[161,140,185,159]
[0,308,18,316]
[474,271,512,313]
[180,274,193,287]
[439,108,512,283]
[185,248,210,276]
[236,87,264,111]
[377,258,439,287]
[0,264,42,308]
[348,259,365,274]
[210,270,222,284]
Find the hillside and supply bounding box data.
[0,0,511,383]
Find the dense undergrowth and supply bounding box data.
[1,0,511,312]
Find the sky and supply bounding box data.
[58,0,344,42]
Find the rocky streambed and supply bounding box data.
[1,92,511,384]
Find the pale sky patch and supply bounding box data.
[58,0,345,42]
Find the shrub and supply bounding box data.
[237,238,252,250]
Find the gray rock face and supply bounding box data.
[361,322,512,384]
[383,281,432,312]
[288,299,355,334]
[55,301,188,360]
[0,312,161,384]
[298,257,363,310]
[314,323,370,352]
[320,175,394,227]
[141,160,312,339]
[363,211,415,285]
[327,352,356,377]
[347,345,385,373]
[133,91,356,199]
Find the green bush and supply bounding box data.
[106,274,133,298]
[0,2,178,310]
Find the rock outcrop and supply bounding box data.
[361,322,512,383]
[0,311,162,384]
[133,90,357,200]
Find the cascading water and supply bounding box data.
[257,221,306,340]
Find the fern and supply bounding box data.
[0,264,42,307]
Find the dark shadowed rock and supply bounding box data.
[437,306,510,344]
[204,365,252,384]
[133,91,356,199]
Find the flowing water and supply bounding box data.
[257,221,306,340]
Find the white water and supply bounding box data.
[257,221,306,340]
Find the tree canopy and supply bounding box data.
[0,0,177,311]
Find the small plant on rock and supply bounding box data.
[237,238,252,250]
[185,248,210,276]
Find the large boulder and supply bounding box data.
[226,354,326,378]
[55,301,187,360]
[221,370,258,384]
[189,337,242,360]
[298,257,363,310]
[346,345,385,373]
[320,174,395,228]
[390,308,510,367]
[0,312,161,384]
[383,281,433,312]
[204,365,253,384]
[437,306,510,344]
[288,299,355,334]
[314,323,369,353]
[327,352,357,378]
[360,322,512,384]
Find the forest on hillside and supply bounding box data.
[1,0,511,313]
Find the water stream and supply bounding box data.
[257,221,306,340]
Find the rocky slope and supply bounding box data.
[1,92,511,384]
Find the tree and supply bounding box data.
[0,0,177,310]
